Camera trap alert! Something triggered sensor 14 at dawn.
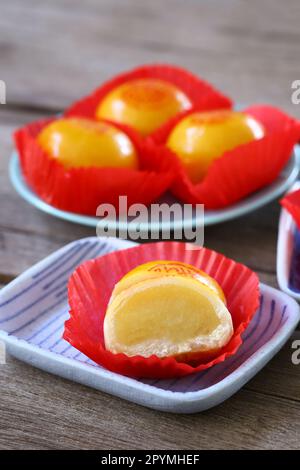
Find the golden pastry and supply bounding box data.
[104,261,233,361]
[167,110,264,183]
[96,78,191,136]
[38,117,138,169]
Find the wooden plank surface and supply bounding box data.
[0,0,299,118]
[1,333,299,450]
[0,0,300,450]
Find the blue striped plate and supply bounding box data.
[0,237,299,413]
[277,181,300,299]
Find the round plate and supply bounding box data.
[10,149,299,230]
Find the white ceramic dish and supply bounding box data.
[0,237,299,413]
[10,149,299,229]
[277,181,300,299]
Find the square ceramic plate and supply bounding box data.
[0,237,299,413]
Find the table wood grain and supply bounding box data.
[0,0,300,450]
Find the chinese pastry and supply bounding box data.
[38,117,138,169]
[104,260,233,361]
[167,110,264,183]
[96,78,192,136]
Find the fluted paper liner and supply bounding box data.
[63,242,260,379]
[281,189,300,228]
[150,105,300,208]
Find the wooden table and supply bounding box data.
[0,0,300,450]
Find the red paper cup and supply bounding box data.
[63,242,260,379]
[280,189,300,228]
[150,105,300,208]
[13,118,175,215]
[65,64,232,136]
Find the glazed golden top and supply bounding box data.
[112,260,226,303]
[96,78,192,136]
[38,118,138,169]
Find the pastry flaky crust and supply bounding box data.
[104,275,233,362]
